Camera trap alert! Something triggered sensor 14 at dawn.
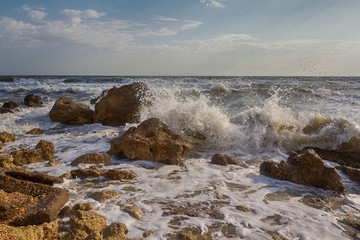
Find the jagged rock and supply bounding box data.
[49,97,93,125]
[93,82,149,126]
[75,202,93,211]
[143,230,155,238]
[235,205,253,213]
[62,229,88,240]
[70,153,111,166]
[0,155,16,169]
[70,169,102,178]
[211,154,238,166]
[260,149,346,194]
[70,210,107,234]
[102,222,129,239]
[11,140,54,166]
[26,128,43,135]
[0,189,34,223]
[0,169,69,226]
[2,101,19,109]
[70,169,135,181]
[87,190,119,203]
[108,118,191,165]
[5,170,63,185]
[336,165,360,184]
[0,141,2,150]
[124,205,143,220]
[24,94,43,107]
[0,131,16,143]
[4,221,59,240]
[306,147,360,169]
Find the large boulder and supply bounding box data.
[260,149,346,194]
[93,82,149,126]
[11,140,55,166]
[49,97,93,125]
[24,94,43,107]
[70,152,111,166]
[108,118,191,165]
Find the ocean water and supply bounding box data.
[1,76,360,239]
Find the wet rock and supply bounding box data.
[2,101,19,109]
[94,82,149,126]
[0,108,14,114]
[336,165,360,184]
[49,97,93,125]
[299,196,328,210]
[307,147,360,169]
[0,189,34,223]
[211,153,238,166]
[26,128,43,135]
[4,221,59,240]
[11,140,55,166]
[102,222,129,238]
[0,169,69,226]
[102,169,136,180]
[75,202,94,211]
[24,94,43,107]
[124,205,143,220]
[235,205,253,213]
[70,169,102,178]
[0,155,16,169]
[59,205,75,218]
[62,228,88,240]
[0,131,16,143]
[0,141,1,150]
[162,202,225,220]
[71,152,111,166]
[260,149,346,194]
[143,230,155,238]
[5,170,63,185]
[108,118,191,165]
[70,210,107,234]
[87,190,119,203]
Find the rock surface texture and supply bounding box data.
[93,82,149,126]
[260,149,346,194]
[70,152,111,166]
[49,97,93,125]
[211,153,238,166]
[11,140,55,166]
[108,118,191,165]
[24,94,43,107]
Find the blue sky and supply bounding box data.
[0,0,359,75]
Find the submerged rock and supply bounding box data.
[87,190,119,203]
[108,118,191,165]
[49,97,93,125]
[2,101,19,109]
[11,140,55,166]
[70,168,136,180]
[70,152,111,166]
[93,82,149,126]
[336,165,360,184]
[124,205,143,220]
[26,128,43,135]
[0,131,16,143]
[24,94,43,107]
[260,149,346,194]
[211,153,238,166]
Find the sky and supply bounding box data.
[0,0,360,76]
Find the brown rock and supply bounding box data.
[59,205,75,218]
[108,118,191,165]
[87,190,119,203]
[11,140,54,166]
[143,230,154,238]
[336,165,360,184]
[0,131,16,143]
[0,141,2,150]
[0,108,14,114]
[0,189,34,223]
[306,147,360,168]
[235,205,253,213]
[260,149,346,194]
[70,169,102,178]
[75,202,94,211]
[2,101,19,109]
[0,155,15,168]
[211,154,238,166]
[70,210,107,234]
[102,222,129,238]
[124,205,143,220]
[62,229,89,240]
[5,170,63,185]
[49,97,93,125]
[26,128,43,135]
[24,94,43,107]
[71,153,111,166]
[4,220,59,240]
[299,196,327,210]
[94,82,149,126]
[102,169,136,180]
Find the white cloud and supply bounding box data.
[200,0,225,8]
[61,9,106,19]
[22,4,46,21]
[157,16,179,22]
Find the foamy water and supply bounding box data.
[1,76,360,239]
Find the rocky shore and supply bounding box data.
[1,82,360,239]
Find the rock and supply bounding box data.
[260,149,346,194]
[235,205,253,213]
[0,155,16,169]
[87,190,119,203]
[0,141,2,150]
[70,210,107,234]
[24,94,43,107]
[71,153,111,166]
[299,196,328,210]
[62,229,89,240]
[0,169,69,226]
[108,118,191,165]
[26,128,43,135]
[59,205,75,218]
[74,202,94,211]
[4,221,59,240]
[143,230,155,238]
[102,169,136,180]
[93,82,149,126]
[211,154,238,166]
[102,222,129,238]
[49,97,93,125]
[70,169,102,178]
[124,205,143,220]
[0,131,16,143]
[0,189,34,223]
[11,140,55,166]
[306,147,360,168]
[2,101,19,109]
[336,165,360,184]
[0,108,14,114]
[5,170,63,185]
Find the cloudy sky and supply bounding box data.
[0,0,359,76]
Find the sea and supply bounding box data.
[1,76,360,239]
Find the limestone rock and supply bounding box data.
[24,94,43,107]
[5,170,63,185]
[260,149,346,194]
[0,155,15,168]
[71,152,111,166]
[124,205,143,220]
[211,154,238,166]
[75,202,94,211]
[94,82,149,126]
[11,140,54,166]
[4,221,59,240]
[62,229,89,240]
[102,222,129,238]
[49,97,93,125]
[70,210,107,234]
[70,169,102,178]
[0,189,34,223]
[0,131,16,143]
[26,128,43,135]
[108,118,191,165]
[87,190,119,203]
[102,169,136,180]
